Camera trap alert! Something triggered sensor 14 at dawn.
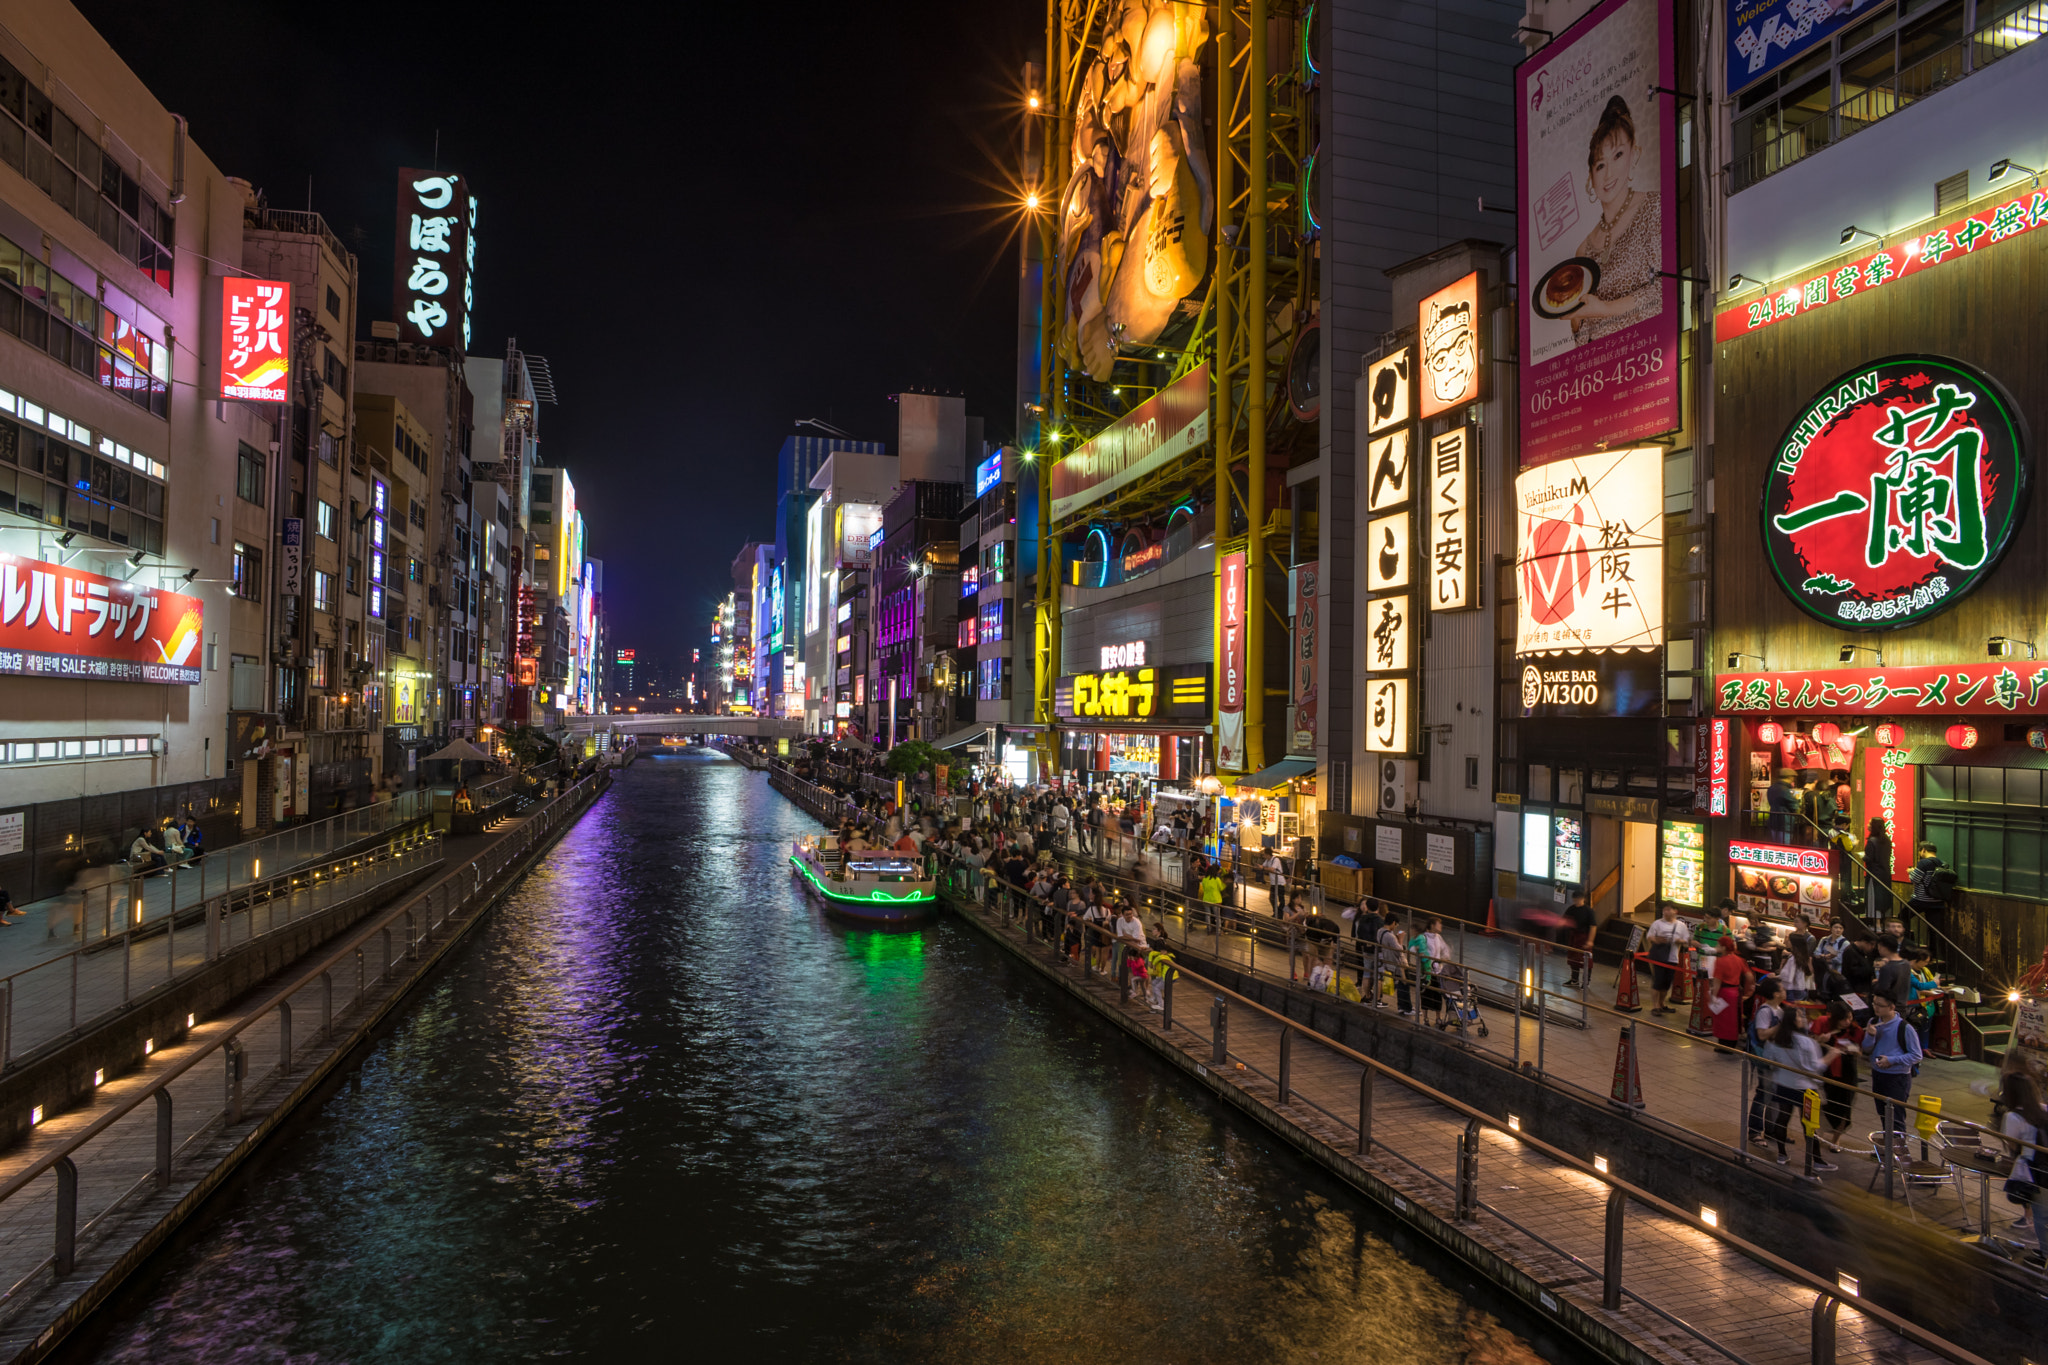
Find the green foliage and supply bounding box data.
[885,740,944,777]
[502,724,558,767]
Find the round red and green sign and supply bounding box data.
[1762,354,2028,631]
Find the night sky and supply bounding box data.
[77,0,1041,673]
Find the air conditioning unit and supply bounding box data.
[1375,758,1417,817]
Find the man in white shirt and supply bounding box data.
[1264,853,1287,912]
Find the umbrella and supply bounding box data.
[424,738,494,764]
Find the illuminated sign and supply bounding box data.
[1120,542,1164,576]
[1517,655,1660,717]
[1366,511,1412,592]
[0,553,203,684]
[1863,745,1916,881]
[555,471,577,598]
[1218,549,1246,769]
[616,648,636,662]
[1715,660,2048,715]
[1705,718,1730,816]
[1552,814,1583,885]
[1365,594,1411,673]
[1418,271,1482,418]
[805,500,824,635]
[1364,676,1412,754]
[1718,191,2048,344]
[1365,429,1411,514]
[394,169,476,349]
[1055,664,1209,721]
[1071,668,1153,718]
[367,478,388,620]
[1052,366,1210,520]
[975,450,1004,499]
[1762,356,2026,631]
[769,564,785,650]
[1365,346,1412,435]
[1728,842,1830,874]
[1659,820,1705,908]
[838,502,883,566]
[1429,427,1473,611]
[1099,641,1146,670]
[219,277,289,401]
[1521,810,1551,877]
[1293,561,1319,753]
[1515,447,1664,655]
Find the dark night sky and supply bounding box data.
[76,1,1040,673]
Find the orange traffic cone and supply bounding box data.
[1614,952,1642,1013]
[1686,972,1716,1037]
[1610,1022,1645,1109]
[1483,899,1500,936]
[1670,946,1694,1005]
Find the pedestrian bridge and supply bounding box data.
[564,714,804,739]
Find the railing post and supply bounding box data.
[1358,1068,1374,1156]
[54,1155,77,1275]
[1211,995,1228,1064]
[121,929,132,1004]
[225,1039,245,1124]
[322,971,334,1039]
[0,980,10,1068]
[381,927,393,978]
[1736,1055,1752,1163]
[155,1090,174,1187]
[1278,1025,1293,1105]
[1811,1291,1840,1364]
[1162,971,1174,1031]
[167,903,175,980]
[69,952,79,1033]
[278,1000,293,1074]
[1456,1118,1480,1221]
[1602,1187,1626,1310]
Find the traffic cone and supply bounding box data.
[1614,953,1642,1013]
[1670,946,1694,1005]
[1686,973,1716,1037]
[1483,899,1500,936]
[1609,1022,1645,1109]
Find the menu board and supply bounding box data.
[1659,819,1704,908]
[1553,814,1584,885]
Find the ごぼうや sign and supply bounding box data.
[1763,355,2027,631]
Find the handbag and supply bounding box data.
[2003,1177,2040,1206]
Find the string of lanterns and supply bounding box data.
[1749,719,2048,752]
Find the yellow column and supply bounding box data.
[1244,0,1269,775]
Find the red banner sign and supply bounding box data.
[1863,744,1916,882]
[1716,662,2048,715]
[219,277,290,402]
[1729,842,1831,874]
[1716,187,2048,344]
[0,554,203,684]
[1050,365,1210,521]
[1693,717,1730,816]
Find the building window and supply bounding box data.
[0,413,165,552]
[408,557,423,584]
[317,430,339,466]
[410,498,426,530]
[312,570,333,612]
[236,442,265,505]
[407,615,420,642]
[979,599,1009,644]
[231,542,262,601]
[346,557,360,595]
[1921,763,2048,899]
[958,616,977,648]
[325,285,341,319]
[323,348,347,392]
[309,647,331,689]
[317,499,338,539]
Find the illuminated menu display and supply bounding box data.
[1552,814,1583,885]
[1659,819,1704,909]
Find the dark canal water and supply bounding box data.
[74,750,1566,1364]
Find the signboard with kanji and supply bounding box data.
[1762,356,2027,631]
[1716,661,2048,715]
[1514,446,1663,655]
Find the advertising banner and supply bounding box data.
[1726,0,1879,93]
[1762,356,2027,631]
[1514,447,1664,655]
[1218,548,1246,769]
[0,554,203,684]
[219,277,289,402]
[1863,744,1916,881]
[394,168,476,349]
[1716,661,2048,714]
[1660,819,1705,908]
[1292,561,1318,753]
[1052,365,1210,521]
[1517,0,1680,467]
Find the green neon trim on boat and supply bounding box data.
[790,854,936,905]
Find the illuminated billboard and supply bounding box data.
[1418,272,1481,418]
[394,169,477,349]
[555,471,577,597]
[0,553,204,684]
[220,277,289,402]
[974,450,1004,499]
[838,502,882,566]
[1514,447,1663,655]
[1055,4,1212,380]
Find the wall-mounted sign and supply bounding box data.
[1763,356,2027,631]
[1518,653,1661,717]
[1726,0,1866,90]
[1364,675,1412,754]
[1365,594,1412,673]
[1704,718,1731,816]
[1419,271,1483,418]
[1055,664,1209,722]
[974,449,1004,499]
[1375,823,1405,863]
[1366,428,1413,513]
[1052,365,1210,521]
[1517,0,1680,467]
[837,502,884,566]
[1292,561,1319,753]
[394,169,475,349]
[1428,426,1474,611]
[1552,813,1584,885]
[280,517,303,598]
[1659,819,1705,908]
[1728,841,1831,874]
[1717,190,2048,343]
[1365,346,1413,434]
[1716,660,2048,714]
[1366,511,1413,592]
[219,277,289,402]
[1218,548,1246,768]
[1863,744,1916,881]
[1100,640,1147,670]
[1515,447,1664,655]
[0,554,203,684]
[1521,810,1552,878]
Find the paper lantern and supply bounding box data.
[1946,723,1980,750]
[1810,722,1841,746]
[1755,722,1784,745]
[1873,722,1903,747]
[2029,728,2048,751]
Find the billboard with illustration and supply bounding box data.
[1517,0,1680,467]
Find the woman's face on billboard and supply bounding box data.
[1589,129,1637,212]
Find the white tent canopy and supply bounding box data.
[423,738,494,764]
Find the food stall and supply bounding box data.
[1726,840,1832,940]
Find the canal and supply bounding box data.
[72,750,1567,1363]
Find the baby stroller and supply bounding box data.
[1432,963,1489,1037]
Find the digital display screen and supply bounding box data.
[975,450,1003,498]
[1521,812,1551,880]
[1552,814,1583,885]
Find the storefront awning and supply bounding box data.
[935,724,990,752]
[1238,756,1316,791]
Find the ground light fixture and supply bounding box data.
[1700,1205,1719,1228]
[1507,1115,1521,1131]
[1837,1271,1860,1296]
[1593,1155,1610,1174]
[1990,158,2041,186]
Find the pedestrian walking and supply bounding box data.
[1646,903,1688,1015]
[1263,851,1287,914]
[1755,1011,1841,1169]
[1810,998,1864,1148]
[1562,892,1595,989]
[1708,938,1752,1047]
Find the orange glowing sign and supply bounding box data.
[220,277,290,402]
[1418,271,1482,419]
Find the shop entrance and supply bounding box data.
[1587,817,1658,920]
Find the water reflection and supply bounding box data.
[78,752,1558,1364]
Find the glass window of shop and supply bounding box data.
[1922,763,2048,898]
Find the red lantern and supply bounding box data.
[2029,727,2048,751]
[1811,722,1841,746]
[1873,722,1902,747]
[1755,721,1784,745]
[1946,723,1980,749]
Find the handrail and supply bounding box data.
[0,771,604,1209]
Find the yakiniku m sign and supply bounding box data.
[1514,446,1663,655]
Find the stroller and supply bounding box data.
[1431,963,1489,1037]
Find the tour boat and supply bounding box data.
[790,832,937,927]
